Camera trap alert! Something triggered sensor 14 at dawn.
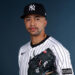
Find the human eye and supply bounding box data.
[25,18,31,21]
[35,16,40,20]
[35,17,40,20]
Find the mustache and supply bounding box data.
[28,27,38,30]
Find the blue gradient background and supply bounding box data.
[0,0,75,75]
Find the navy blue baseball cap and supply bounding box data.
[20,3,47,19]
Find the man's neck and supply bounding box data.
[31,33,47,45]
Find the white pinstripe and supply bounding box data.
[18,36,74,75]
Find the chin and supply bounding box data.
[30,34,39,36]
[30,32,41,36]
[29,30,42,36]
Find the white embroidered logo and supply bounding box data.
[35,67,40,73]
[29,4,35,11]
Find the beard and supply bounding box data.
[27,27,42,36]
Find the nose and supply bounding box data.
[31,18,35,26]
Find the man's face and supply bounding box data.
[24,14,47,36]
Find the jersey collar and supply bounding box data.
[30,35,50,48]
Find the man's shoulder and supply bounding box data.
[48,36,64,46]
[19,41,30,53]
[49,36,70,54]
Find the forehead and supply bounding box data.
[25,14,45,18]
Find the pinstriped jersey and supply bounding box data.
[18,36,74,75]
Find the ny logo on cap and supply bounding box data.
[29,4,35,11]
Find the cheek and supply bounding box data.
[25,23,30,29]
[36,21,45,28]
[24,20,30,28]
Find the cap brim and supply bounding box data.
[20,12,46,19]
[20,14,25,19]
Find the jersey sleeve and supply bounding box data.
[18,48,22,75]
[53,41,74,75]
[50,37,74,75]
[18,48,21,69]
[60,46,74,75]
[18,47,25,75]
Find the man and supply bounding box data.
[18,2,74,75]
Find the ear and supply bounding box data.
[44,19,47,27]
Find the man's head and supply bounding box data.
[21,3,47,36]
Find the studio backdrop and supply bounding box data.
[0,0,75,75]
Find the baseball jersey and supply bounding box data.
[18,35,74,75]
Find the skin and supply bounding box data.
[24,14,47,45]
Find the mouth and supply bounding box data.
[29,27,37,31]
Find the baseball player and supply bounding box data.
[18,2,74,75]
